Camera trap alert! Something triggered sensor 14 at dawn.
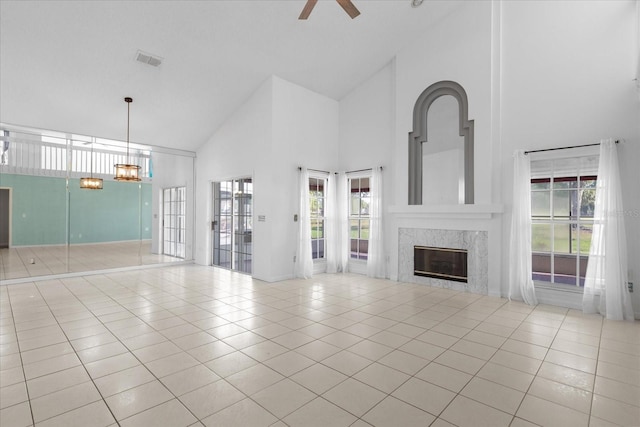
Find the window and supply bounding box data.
[309,176,326,260]
[349,176,370,260]
[531,156,597,287]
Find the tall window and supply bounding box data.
[531,157,597,287]
[349,176,370,260]
[309,177,326,260]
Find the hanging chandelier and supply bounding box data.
[114,97,141,181]
[80,142,103,189]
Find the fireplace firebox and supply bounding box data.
[414,246,468,283]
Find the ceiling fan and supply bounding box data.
[299,0,361,20]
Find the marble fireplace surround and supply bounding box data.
[399,227,488,294]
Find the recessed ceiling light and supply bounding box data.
[411,0,424,7]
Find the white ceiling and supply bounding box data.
[0,0,460,152]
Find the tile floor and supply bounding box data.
[1,264,639,427]
[0,241,181,280]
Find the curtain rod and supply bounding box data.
[525,140,619,155]
[345,166,383,174]
[298,166,383,174]
[298,167,330,174]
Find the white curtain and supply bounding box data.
[508,150,538,305]
[582,140,634,321]
[295,167,313,279]
[325,173,339,273]
[337,172,350,273]
[367,167,385,278]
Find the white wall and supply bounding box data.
[195,76,339,282]
[150,151,195,260]
[195,77,273,280]
[500,0,640,313]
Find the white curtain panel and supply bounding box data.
[325,172,339,273]
[295,167,313,279]
[508,151,538,305]
[583,140,634,321]
[337,172,350,273]
[367,167,385,278]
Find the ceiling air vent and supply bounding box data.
[135,50,163,67]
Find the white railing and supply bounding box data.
[0,128,151,179]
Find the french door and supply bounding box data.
[212,178,252,274]
[162,186,186,258]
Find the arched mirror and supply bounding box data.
[408,81,474,205]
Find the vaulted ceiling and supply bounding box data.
[0,0,461,152]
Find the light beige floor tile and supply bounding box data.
[434,349,485,375]
[263,350,315,376]
[295,339,342,362]
[104,380,173,421]
[252,378,316,418]
[378,349,429,375]
[178,379,245,419]
[516,394,589,427]
[0,365,25,387]
[362,396,435,427]
[119,399,197,427]
[596,360,640,386]
[321,350,372,376]
[591,393,640,426]
[431,322,471,338]
[460,377,525,414]
[0,401,32,427]
[598,347,640,368]
[226,363,284,395]
[201,398,278,427]
[353,362,410,393]
[545,349,597,374]
[347,339,394,361]
[0,381,28,409]
[23,352,81,380]
[171,331,217,350]
[71,332,118,352]
[160,364,220,396]
[537,361,594,391]
[133,341,182,363]
[501,339,548,360]
[415,362,473,393]
[490,349,542,375]
[94,365,155,397]
[475,362,534,392]
[204,350,258,378]
[551,338,598,360]
[270,330,316,349]
[189,340,236,363]
[323,378,385,417]
[145,351,200,378]
[368,330,412,348]
[398,339,446,360]
[282,397,357,427]
[241,340,288,362]
[290,363,348,394]
[463,330,507,348]
[440,395,512,427]
[26,365,90,399]
[84,352,140,379]
[36,400,115,427]
[31,381,101,423]
[392,377,456,416]
[77,341,128,364]
[451,339,497,361]
[594,375,640,407]
[528,376,592,414]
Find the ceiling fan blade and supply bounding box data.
[298,0,318,20]
[336,0,360,19]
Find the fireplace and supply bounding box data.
[414,246,468,283]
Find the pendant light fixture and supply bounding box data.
[80,143,103,189]
[114,97,141,181]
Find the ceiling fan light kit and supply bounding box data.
[299,0,360,20]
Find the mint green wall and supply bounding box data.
[0,174,67,245]
[0,174,152,246]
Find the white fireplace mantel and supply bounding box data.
[388,204,503,220]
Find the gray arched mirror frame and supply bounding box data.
[408,80,474,205]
